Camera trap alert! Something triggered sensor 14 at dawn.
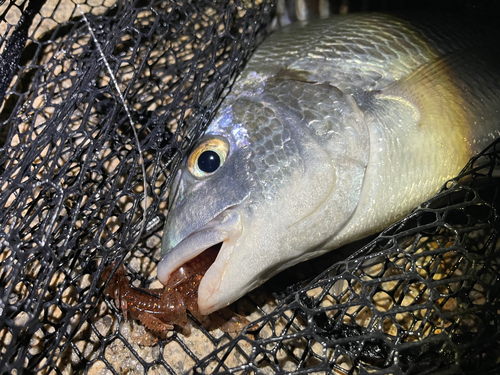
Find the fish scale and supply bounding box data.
[158,13,500,314]
[238,100,302,202]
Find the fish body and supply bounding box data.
[158,13,500,314]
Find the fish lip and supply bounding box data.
[157,208,242,289]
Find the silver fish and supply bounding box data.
[157,13,500,314]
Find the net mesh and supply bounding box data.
[0,1,498,374]
[188,140,500,375]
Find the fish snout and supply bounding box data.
[157,208,243,298]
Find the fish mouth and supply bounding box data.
[157,208,242,314]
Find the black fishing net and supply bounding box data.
[0,0,498,374]
[188,140,500,375]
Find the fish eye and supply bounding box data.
[187,137,229,178]
[198,150,220,173]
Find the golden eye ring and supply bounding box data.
[187,137,229,178]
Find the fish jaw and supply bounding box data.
[157,208,242,288]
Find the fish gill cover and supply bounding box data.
[0,1,498,374]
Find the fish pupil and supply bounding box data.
[198,150,220,173]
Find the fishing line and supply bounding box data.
[75,3,149,250]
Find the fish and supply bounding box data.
[156,13,500,315]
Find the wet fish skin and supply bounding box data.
[158,13,500,314]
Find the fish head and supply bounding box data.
[158,80,369,314]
